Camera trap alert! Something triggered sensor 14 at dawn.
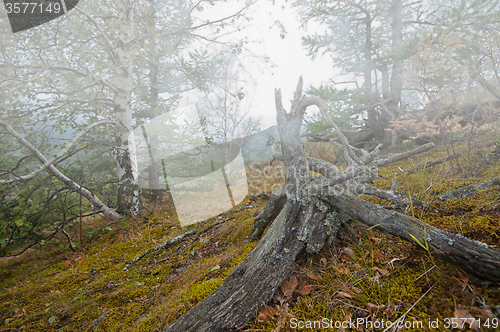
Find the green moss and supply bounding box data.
[226,241,258,272]
[1,136,499,332]
[185,278,223,303]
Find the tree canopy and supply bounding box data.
[0,0,256,255]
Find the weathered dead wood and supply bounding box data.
[437,176,500,201]
[266,133,283,165]
[375,142,434,167]
[405,153,460,173]
[326,192,500,282]
[163,77,345,332]
[356,183,427,207]
[163,77,499,332]
[125,230,197,268]
[127,216,241,268]
[164,203,337,332]
[249,186,286,240]
[405,139,497,173]
[470,71,500,99]
[307,157,341,178]
[304,127,375,148]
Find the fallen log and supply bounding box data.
[326,191,500,282]
[164,203,342,332]
[163,78,500,332]
[405,139,497,173]
[437,176,500,201]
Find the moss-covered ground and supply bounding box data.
[0,138,499,331]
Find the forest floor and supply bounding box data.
[0,136,499,331]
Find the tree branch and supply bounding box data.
[437,177,500,201]
[375,143,435,167]
[0,121,122,220]
[326,192,500,282]
[74,7,118,63]
[0,120,117,184]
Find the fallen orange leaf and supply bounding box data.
[343,247,357,260]
[280,275,299,299]
[373,250,385,261]
[257,305,276,322]
[306,273,324,282]
[371,266,390,277]
[337,291,354,299]
[296,281,314,296]
[367,303,386,313]
[454,308,479,331]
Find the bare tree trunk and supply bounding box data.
[388,0,403,117]
[115,0,140,215]
[326,192,500,282]
[364,12,377,138]
[164,203,337,332]
[385,0,403,145]
[379,65,390,100]
[164,78,342,332]
[147,0,161,202]
[249,186,286,240]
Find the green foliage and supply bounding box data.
[0,195,263,331]
[0,0,256,252]
[0,162,115,256]
[305,85,364,134]
[294,0,431,135]
[0,123,117,255]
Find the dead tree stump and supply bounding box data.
[164,78,500,332]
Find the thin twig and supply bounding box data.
[125,230,197,269]
[382,283,437,332]
[62,228,76,252]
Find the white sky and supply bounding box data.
[0,0,337,131]
[245,0,337,129]
[194,0,338,130]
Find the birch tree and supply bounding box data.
[0,0,254,253]
[197,53,260,145]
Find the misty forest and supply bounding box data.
[1,0,500,331]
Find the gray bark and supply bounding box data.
[164,203,337,332]
[115,0,140,215]
[163,78,500,331]
[437,177,500,201]
[388,0,403,120]
[249,185,286,240]
[164,77,347,332]
[326,192,500,282]
[146,0,161,201]
[470,71,500,100]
